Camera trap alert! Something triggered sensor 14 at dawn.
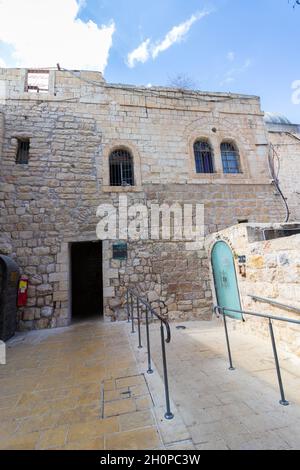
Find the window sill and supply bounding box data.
[102,185,143,193]
[188,174,271,185]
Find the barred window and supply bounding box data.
[194,140,214,174]
[109,149,134,186]
[221,142,241,174]
[16,138,30,164]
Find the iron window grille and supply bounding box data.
[16,139,30,164]
[221,142,241,174]
[194,140,214,174]
[109,149,134,186]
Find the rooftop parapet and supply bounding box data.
[0,67,105,102]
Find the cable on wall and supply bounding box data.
[268,143,290,223]
[57,65,245,105]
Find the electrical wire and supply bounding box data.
[285,132,300,143]
[2,65,259,109]
[58,65,249,104]
[268,143,290,223]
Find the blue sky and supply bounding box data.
[0,0,299,121]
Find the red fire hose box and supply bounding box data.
[17,275,29,307]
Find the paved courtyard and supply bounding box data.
[0,321,163,450]
[1,317,300,450]
[135,319,300,450]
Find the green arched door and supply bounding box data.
[211,241,242,319]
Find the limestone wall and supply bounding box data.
[104,240,212,322]
[0,111,4,160]
[268,131,300,222]
[0,67,285,330]
[206,224,300,356]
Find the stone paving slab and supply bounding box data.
[137,319,300,450]
[2,317,300,450]
[0,321,168,450]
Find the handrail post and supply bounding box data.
[268,318,289,406]
[130,292,135,334]
[145,307,153,374]
[160,321,174,420]
[126,290,130,323]
[222,307,235,371]
[137,298,142,349]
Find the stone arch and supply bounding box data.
[101,140,142,192]
[185,115,251,179]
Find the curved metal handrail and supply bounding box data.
[128,287,171,343]
[127,287,174,419]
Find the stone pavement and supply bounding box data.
[1,318,300,450]
[134,319,300,450]
[0,321,166,450]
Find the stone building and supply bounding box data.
[206,222,300,357]
[264,112,300,222]
[0,67,292,331]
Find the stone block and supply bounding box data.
[41,306,54,318]
[36,284,53,296]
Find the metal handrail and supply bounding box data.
[126,288,174,420]
[214,305,300,325]
[214,305,300,407]
[127,288,171,343]
[249,295,300,316]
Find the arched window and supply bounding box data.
[194,140,214,174]
[221,142,241,174]
[109,149,134,186]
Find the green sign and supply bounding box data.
[113,242,127,260]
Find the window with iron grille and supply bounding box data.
[16,139,30,164]
[109,149,134,186]
[194,140,214,174]
[221,142,241,174]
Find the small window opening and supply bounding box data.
[194,140,214,174]
[16,139,30,164]
[221,142,241,174]
[25,70,49,93]
[109,149,134,186]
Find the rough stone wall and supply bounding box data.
[268,131,300,222]
[105,240,211,322]
[0,111,4,155]
[0,110,13,255]
[206,224,300,357]
[0,67,285,330]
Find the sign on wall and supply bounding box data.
[112,242,128,260]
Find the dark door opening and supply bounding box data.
[71,241,103,321]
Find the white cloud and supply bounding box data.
[126,10,210,68]
[152,11,209,59]
[291,80,300,105]
[127,39,151,68]
[220,59,252,86]
[77,0,87,10]
[227,51,235,62]
[0,0,115,72]
[0,58,7,67]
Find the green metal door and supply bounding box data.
[211,241,242,319]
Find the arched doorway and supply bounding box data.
[211,241,242,319]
